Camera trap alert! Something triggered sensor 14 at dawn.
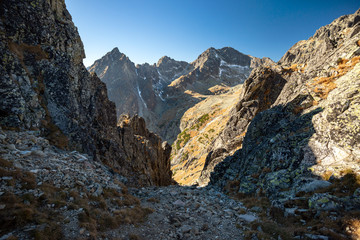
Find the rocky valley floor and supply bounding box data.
[0,129,250,240]
[1,128,360,240]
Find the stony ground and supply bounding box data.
[0,129,257,240]
[114,185,254,240]
[1,128,358,240]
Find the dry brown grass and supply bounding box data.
[147,197,160,203]
[281,64,307,75]
[0,157,13,168]
[0,163,36,189]
[0,156,152,238]
[0,188,64,239]
[345,218,360,239]
[8,41,49,62]
[308,56,360,99]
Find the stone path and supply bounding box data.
[0,129,256,240]
[111,185,255,240]
[1,128,353,239]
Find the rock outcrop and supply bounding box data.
[210,8,360,199]
[0,0,172,187]
[172,9,360,188]
[118,115,173,186]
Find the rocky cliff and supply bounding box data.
[173,9,360,188]
[0,0,172,187]
[89,46,264,143]
[204,9,360,238]
[210,8,360,196]
[117,114,173,186]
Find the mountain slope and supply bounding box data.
[89,46,266,143]
[0,0,172,187]
[206,9,360,237]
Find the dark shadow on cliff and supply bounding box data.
[209,94,360,239]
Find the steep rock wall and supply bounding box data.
[210,9,360,199]
[0,0,172,186]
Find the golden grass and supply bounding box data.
[281,64,307,75]
[345,219,360,239]
[0,156,153,239]
[308,56,360,99]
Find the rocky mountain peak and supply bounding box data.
[101,47,128,63]
[0,0,172,188]
[218,47,251,66]
[156,56,173,67]
[191,46,252,71]
[109,46,121,56]
[191,47,219,69]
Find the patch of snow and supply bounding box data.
[219,68,223,77]
[199,116,221,134]
[136,83,148,108]
[220,59,227,67]
[159,91,165,101]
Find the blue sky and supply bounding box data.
[65,1,359,67]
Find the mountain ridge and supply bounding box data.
[0,0,172,187]
[1,1,360,238]
[88,46,268,143]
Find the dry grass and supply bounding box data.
[77,186,152,236]
[0,189,64,239]
[147,197,160,203]
[0,162,36,189]
[0,156,152,238]
[345,218,360,239]
[0,157,13,168]
[8,41,49,62]
[308,56,360,99]
[281,64,306,75]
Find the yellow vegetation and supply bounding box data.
[281,63,307,75]
[308,56,360,99]
[346,219,360,239]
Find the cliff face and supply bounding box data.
[210,9,360,199]
[117,115,173,186]
[172,9,360,188]
[0,0,172,187]
[89,46,263,143]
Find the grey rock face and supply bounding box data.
[210,8,360,200]
[89,46,264,143]
[0,0,172,187]
[197,65,286,186]
[117,114,174,186]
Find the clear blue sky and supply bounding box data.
[65,0,359,67]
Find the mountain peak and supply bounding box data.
[106,47,125,59]
[156,56,172,67]
[111,47,120,54]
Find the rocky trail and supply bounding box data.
[2,128,347,240]
[0,129,255,240]
[121,185,251,240]
[1,0,360,239]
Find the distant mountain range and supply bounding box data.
[2,0,360,238]
[88,46,273,143]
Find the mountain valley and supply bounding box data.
[1,0,360,239]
